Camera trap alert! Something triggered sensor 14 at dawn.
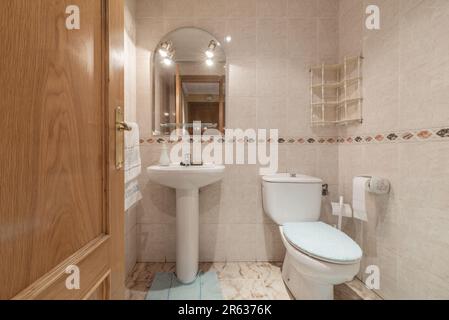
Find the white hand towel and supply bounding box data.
[353,176,370,222]
[125,180,142,211]
[124,122,142,210]
[125,122,142,183]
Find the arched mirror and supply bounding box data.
[151,28,227,136]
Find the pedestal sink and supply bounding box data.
[147,164,225,283]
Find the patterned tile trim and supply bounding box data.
[337,127,449,145]
[139,127,449,146]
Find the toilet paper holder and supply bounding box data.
[359,176,390,195]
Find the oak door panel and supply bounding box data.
[0,0,123,300]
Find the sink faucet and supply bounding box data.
[182,152,191,166]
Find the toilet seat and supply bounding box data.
[283,222,362,265]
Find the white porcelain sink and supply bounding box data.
[147,163,225,284]
[147,164,225,190]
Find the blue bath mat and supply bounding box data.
[145,272,223,300]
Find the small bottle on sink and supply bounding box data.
[159,142,170,166]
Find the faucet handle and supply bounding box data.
[183,153,191,166]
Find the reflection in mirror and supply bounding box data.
[152,28,227,136]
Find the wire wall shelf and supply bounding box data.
[310,56,363,127]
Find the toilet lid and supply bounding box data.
[283,222,363,264]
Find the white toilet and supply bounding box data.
[262,173,363,300]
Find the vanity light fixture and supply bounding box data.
[158,41,173,58]
[205,40,217,58]
[159,41,175,66]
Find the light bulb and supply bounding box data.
[205,50,214,58]
[225,36,232,43]
[159,48,168,58]
[163,58,172,66]
[206,59,214,67]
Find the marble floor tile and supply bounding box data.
[126,262,378,301]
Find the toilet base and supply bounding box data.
[282,253,334,300]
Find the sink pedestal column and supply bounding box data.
[175,188,199,284]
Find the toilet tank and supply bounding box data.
[262,173,323,225]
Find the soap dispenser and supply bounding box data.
[159,142,170,166]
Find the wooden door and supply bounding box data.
[0,0,125,300]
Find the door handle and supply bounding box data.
[116,121,132,132]
[115,107,130,169]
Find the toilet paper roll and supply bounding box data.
[367,177,390,195]
[353,176,370,222]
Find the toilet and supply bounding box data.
[262,173,363,300]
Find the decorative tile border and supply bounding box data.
[139,127,449,146]
[337,127,449,145]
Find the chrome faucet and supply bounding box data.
[182,152,191,166]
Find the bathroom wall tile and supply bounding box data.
[199,184,226,225]
[163,18,195,33]
[126,225,138,275]
[318,18,338,59]
[287,57,314,97]
[227,97,257,130]
[287,0,316,18]
[199,241,228,262]
[224,19,257,58]
[424,272,449,299]
[256,58,288,98]
[134,0,340,266]
[336,0,449,301]
[226,0,257,18]
[317,0,339,18]
[366,0,400,31]
[195,18,227,42]
[163,0,195,17]
[285,98,310,137]
[256,97,288,134]
[138,224,176,262]
[338,1,363,60]
[194,0,227,18]
[287,18,317,59]
[316,145,339,185]
[339,0,362,16]
[256,0,287,18]
[256,18,288,58]
[225,224,257,261]
[125,207,138,234]
[199,224,227,261]
[234,184,260,223]
[136,0,164,18]
[228,59,257,97]
[138,183,176,224]
[135,50,155,137]
[255,224,286,262]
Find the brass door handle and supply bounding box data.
[115,107,131,170]
[116,121,132,131]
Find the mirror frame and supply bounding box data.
[150,27,228,137]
